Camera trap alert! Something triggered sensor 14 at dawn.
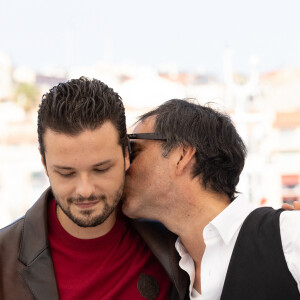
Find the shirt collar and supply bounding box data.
[175,237,196,296]
[175,236,187,257]
[209,195,254,245]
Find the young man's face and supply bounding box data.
[42,121,129,228]
[122,117,172,220]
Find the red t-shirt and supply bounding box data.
[48,199,171,300]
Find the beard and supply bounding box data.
[54,176,125,228]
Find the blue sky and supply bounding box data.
[1,0,300,76]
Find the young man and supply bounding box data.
[0,78,188,300]
[123,99,300,300]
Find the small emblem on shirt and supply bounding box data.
[137,273,160,299]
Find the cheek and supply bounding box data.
[127,160,148,180]
[51,183,67,200]
[124,167,142,194]
[103,165,126,188]
[129,164,157,193]
[48,175,73,199]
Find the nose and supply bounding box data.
[75,174,95,199]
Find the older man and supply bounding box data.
[123,99,300,300]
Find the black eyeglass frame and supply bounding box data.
[127,133,167,163]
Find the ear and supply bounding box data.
[39,147,48,176]
[174,144,196,176]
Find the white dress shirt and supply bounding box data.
[175,196,300,300]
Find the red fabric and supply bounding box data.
[48,198,171,300]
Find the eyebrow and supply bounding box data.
[53,160,112,170]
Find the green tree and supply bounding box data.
[14,82,40,112]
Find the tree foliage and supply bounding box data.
[14,83,40,112]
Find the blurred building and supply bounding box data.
[0,55,300,227]
[229,68,300,208]
[0,102,48,228]
[0,52,13,101]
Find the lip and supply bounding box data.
[74,201,99,210]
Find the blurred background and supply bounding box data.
[1,0,300,228]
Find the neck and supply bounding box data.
[169,190,230,295]
[163,189,230,263]
[56,206,117,239]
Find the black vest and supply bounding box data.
[221,207,300,300]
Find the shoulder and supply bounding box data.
[130,218,178,265]
[0,216,24,238]
[237,207,285,245]
[242,207,283,228]
[0,187,51,239]
[0,217,25,254]
[247,206,281,218]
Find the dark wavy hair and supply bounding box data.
[138,99,247,201]
[37,77,127,162]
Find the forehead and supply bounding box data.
[133,116,155,134]
[43,121,120,159]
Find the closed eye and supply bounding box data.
[129,141,143,162]
[94,167,110,173]
[131,149,140,157]
[57,171,75,177]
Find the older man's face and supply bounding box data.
[122,117,173,220]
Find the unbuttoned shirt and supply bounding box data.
[175,196,300,300]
